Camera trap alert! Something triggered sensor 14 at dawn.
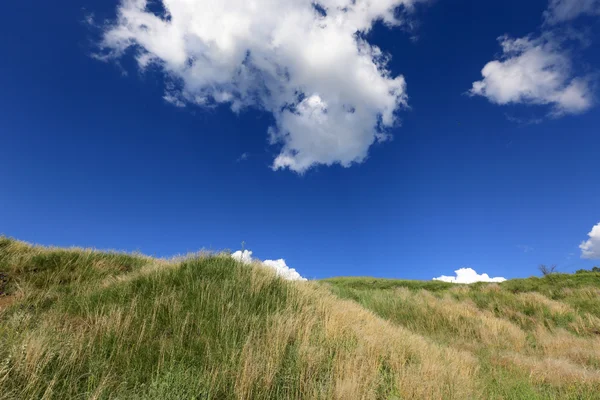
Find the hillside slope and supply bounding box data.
[1,237,599,399]
[324,276,600,399]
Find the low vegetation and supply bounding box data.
[324,274,600,399]
[1,236,599,399]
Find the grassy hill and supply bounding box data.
[1,237,600,399]
[324,276,600,399]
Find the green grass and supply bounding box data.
[323,274,600,399]
[321,276,455,292]
[1,236,600,399]
[0,237,479,399]
[502,272,600,294]
[0,239,304,399]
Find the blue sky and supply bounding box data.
[1,0,599,281]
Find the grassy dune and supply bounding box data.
[1,237,599,399]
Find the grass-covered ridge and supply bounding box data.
[0,237,477,399]
[1,236,599,399]
[324,274,600,399]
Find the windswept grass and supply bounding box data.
[324,275,600,399]
[2,236,599,399]
[0,237,478,399]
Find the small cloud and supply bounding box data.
[470,35,594,117]
[580,222,600,259]
[262,259,306,281]
[517,245,534,253]
[231,250,307,281]
[231,249,253,264]
[236,152,249,163]
[433,268,506,284]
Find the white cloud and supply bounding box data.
[544,0,600,24]
[231,249,254,264]
[98,0,425,173]
[580,222,600,259]
[433,268,506,284]
[470,35,593,116]
[262,259,307,281]
[231,250,307,281]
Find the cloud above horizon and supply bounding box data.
[231,249,307,281]
[470,0,597,118]
[580,222,600,259]
[433,268,507,284]
[97,0,425,173]
[470,34,593,117]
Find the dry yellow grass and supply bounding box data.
[326,275,600,399]
[3,237,600,399]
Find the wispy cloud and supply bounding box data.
[163,93,186,108]
[544,0,600,24]
[96,0,428,173]
[236,152,249,163]
[433,268,506,284]
[504,114,544,126]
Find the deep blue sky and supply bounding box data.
[1,0,599,280]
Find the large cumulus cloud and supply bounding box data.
[98,0,425,172]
